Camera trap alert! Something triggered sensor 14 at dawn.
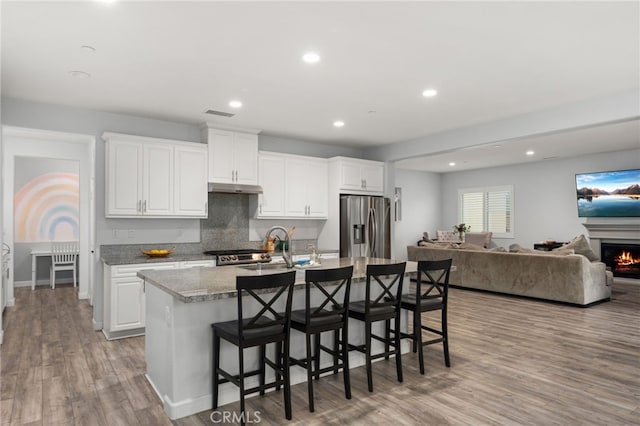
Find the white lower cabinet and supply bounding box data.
[103,260,215,339]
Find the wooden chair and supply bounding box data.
[50,241,78,289]
[289,265,354,412]
[399,259,452,374]
[211,270,296,426]
[347,262,406,392]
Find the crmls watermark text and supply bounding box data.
[209,410,262,424]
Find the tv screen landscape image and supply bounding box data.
[576,169,640,217]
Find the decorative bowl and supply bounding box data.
[140,247,175,257]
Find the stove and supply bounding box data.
[203,249,272,266]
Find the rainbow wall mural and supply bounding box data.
[14,172,80,242]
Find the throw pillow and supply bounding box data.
[437,230,454,242]
[557,234,598,261]
[422,231,431,241]
[465,232,493,248]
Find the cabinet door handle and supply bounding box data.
[259,204,263,214]
[143,200,147,213]
[137,200,141,213]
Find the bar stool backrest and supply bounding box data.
[416,259,452,302]
[236,271,297,341]
[304,265,354,324]
[365,262,406,314]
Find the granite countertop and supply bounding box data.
[100,243,217,265]
[138,257,417,303]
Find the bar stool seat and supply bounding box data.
[290,309,343,328]
[211,270,296,426]
[289,265,354,413]
[398,259,452,375]
[347,262,406,393]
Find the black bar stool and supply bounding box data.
[347,262,406,392]
[399,259,452,374]
[211,270,296,425]
[289,265,354,412]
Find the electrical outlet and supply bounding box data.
[451,265,457,272]
[128,229,135,238]
[112,229,119,239]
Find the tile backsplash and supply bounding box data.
[201,193,259,250]
[201,192,317,253]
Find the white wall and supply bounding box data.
[439,149,640,249]
[393,169,441,259]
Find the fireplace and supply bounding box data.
[601,242,640,279]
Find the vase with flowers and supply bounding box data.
[453,223,471,242]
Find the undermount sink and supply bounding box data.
[238,262,291,271]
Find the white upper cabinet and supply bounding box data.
[285,156,328,218]
[104,132,208,218]
[174,144,208,217]
[143,143,174,215]
[254,151,328,219]
[256,153,286,217]
[331,157,385,194]
[106,139,144,216]
[205,127,258,185]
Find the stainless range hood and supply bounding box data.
[208,182,263,194]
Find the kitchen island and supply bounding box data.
[138,257,417,420]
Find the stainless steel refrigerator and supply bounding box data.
[340,195,391,258]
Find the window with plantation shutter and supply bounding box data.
[458,185,513,238]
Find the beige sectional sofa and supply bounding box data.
[407,243,612,306]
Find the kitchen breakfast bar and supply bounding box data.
[138,257,417,420]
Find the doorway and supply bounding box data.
[2,126,96,305]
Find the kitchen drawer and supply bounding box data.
[179,260,216,268]
[111,262,178,278]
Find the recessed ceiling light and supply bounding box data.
[449,162,456,166]
[422,88,438,98]
[333,120,345,128]
[69,70,91,78]
[494,144,502,148]
[526,150,535,156]
[95,0,117,3]
[302,52,320,64]
[228,100,242,109]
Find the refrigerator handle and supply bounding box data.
[369,207,377,257]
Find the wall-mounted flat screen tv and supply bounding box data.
[576,169,640,217]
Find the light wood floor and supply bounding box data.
[2,281,639,425]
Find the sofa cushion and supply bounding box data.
[509,244,575,255]
[557,234,598,261]
[465,232,492,248]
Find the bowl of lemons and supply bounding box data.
[140,247,175,258]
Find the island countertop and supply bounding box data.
[138,257,417,303]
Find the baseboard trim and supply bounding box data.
[92,318,103,331]
[102,327,145,341]
[15,278,76,288]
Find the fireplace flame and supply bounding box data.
[614,250,640,267]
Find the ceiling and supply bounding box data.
[2,1,639,170]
